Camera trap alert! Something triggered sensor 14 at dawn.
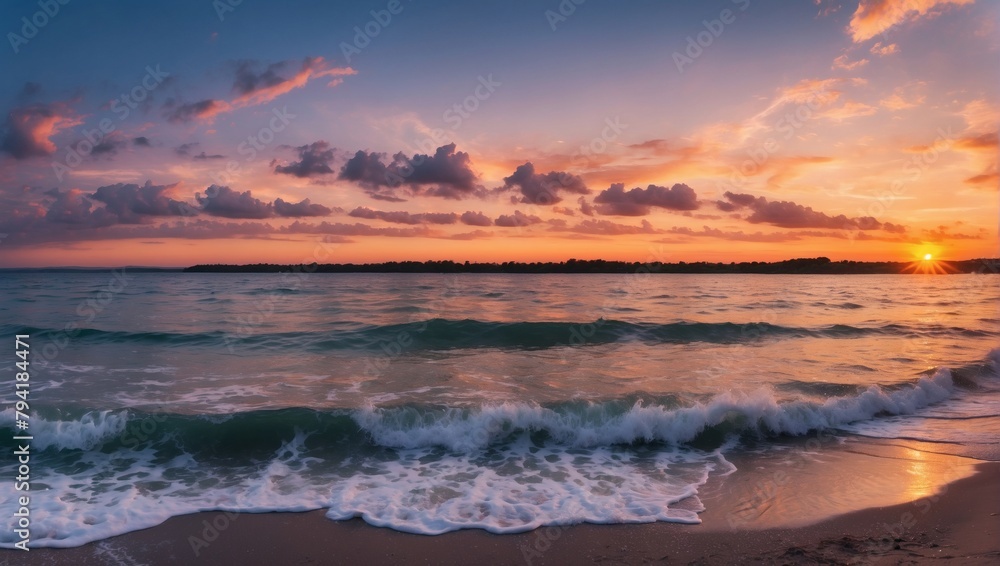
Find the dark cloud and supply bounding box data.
[501,162,589,205]
[628,139,669,150]
[593,183,700,216]
[228,57,354,106]
[578,197,595,216]
[0,103,76,159]
[174,142,223,159]
[339,149,390,188]
[175,142,199,156]
[44,189,117,228]
[460,211,493,226]
[274,141,336,178]
[196,186,274,219]
[232,60,291,97]
[193,151,225,160]
[90,132,129,158]
[133,136,152,147]
[281,221,431,238]
[165,99,225,124]
[17,82,42,101]
[89,181,194,224]
[564,219,660,236]
[715,192,757,212]
[716,192,896,231]
[339,143,481,200]
[882,222,907,234]
[368,192,408,203]
[347,207,457,225]
[922,225,986,241]
[494,210,543,227]
[395,143,478,192]
[160,57,353,125]
[274,198,335,217]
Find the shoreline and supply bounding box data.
[4,257,998,275]
[9,462,997,565]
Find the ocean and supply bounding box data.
[1,271,998,548]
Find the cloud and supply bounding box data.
[17,82,42,101]
[230,57,355,107]
[196,186,273,219]
[716,191,898,231]
[339,149,390,188]
[396,143,479,194]
[193,151,225,160]
[501,162,589,205]
[964,171,998,186]
[133,136,152,147]
[347,206,457,224]
[165,99,228,124]
[163,57,355,124]
[175,142,199,156]
[666,226,805,243]
[848,0,975,43]
[460,211,492,226]
[339,143,481,200]
[593,183,700,216]
[832,54,869,70]
[0,102,82,159]
[880,89,926,110]
[578,196,596,216]
[494,210,543,227]
[448,229,493,240]
[274,141,336,178]
[274,198,335,217]
[44,189,117,227]
[89,181,194,223]
[959,99,999,134]
[954,132,999,150]
[281,221,431,238]
[922,225,986,241]
[820,101,878,121]
[564,218,660,236]
[869,41,899,55]
[90,132,130,158]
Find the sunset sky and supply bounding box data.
[1,0,997,267]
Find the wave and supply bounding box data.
[0,350,996,546]
[7,351,995,455]
[7,319,995,353]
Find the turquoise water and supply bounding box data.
[0,272,997,546]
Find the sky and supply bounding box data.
[0,0,997,267]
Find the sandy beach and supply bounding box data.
[9,462,996,565]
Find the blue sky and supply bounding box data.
[0,0,996,266]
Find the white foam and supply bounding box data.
[326,440,732,534]
[0,408,128,451]
[0,364,976,547]
[354,369,956,451]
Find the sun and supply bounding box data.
[903,250,955,274]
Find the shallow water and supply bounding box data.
[0,272,997,546]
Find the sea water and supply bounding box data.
[0,272,997,546]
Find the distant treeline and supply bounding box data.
[184,257,1000,274]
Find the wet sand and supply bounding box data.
[8,461,997,565]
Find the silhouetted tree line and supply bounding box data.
[182,258,1000,274]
